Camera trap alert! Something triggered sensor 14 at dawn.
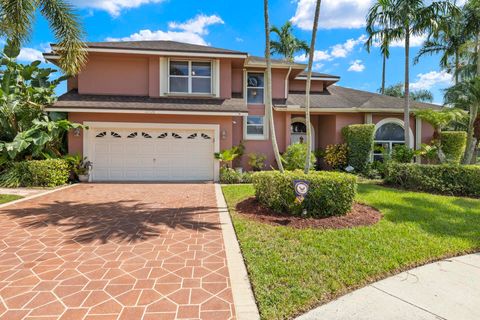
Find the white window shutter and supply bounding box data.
[159,57,168,96]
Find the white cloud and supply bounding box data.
[106,14,224,46]
[389,34,427,48]
[18,48,44,62]
[294,35,365,62]
[410,70,453,90]
[70,0,164,17]
[291,0,374,30]
[348,59,365,72]
[235,37,244,42]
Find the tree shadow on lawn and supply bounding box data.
[360,186,480,243]
[0,200,221,244]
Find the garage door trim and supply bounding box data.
[83,121,220,182]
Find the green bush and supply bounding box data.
[342,124,375,172]
[391,145,416,163]
[252,170,357,217]
[440,131,467,164]
[324,143,348,170]
[384,162,480,197]
[247,153,267,171]
[0,159,70,188]
[282,143,316,170]
[220,168,252,184]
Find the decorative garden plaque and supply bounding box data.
[293,180,309,203]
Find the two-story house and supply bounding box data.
[44,40,436,182]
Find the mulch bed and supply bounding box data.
[235,197,382,229]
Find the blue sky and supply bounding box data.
[19,0,454,104]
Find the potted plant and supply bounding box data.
[76,157,92,182]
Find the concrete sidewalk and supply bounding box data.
[297,253,480,320]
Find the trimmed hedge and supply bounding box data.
[0,159,70,188]
[252,170,357,217]
[384,162,480,197]
[440,131,467,164]
[220,168,252,184]
[342,124,375,172]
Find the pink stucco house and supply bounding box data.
[44,40,435,182]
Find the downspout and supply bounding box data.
[284,66,292,98]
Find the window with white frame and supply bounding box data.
[373,122,405,161]
[247,73,264,104]
[169,60,212,94]
[245,115,265,139]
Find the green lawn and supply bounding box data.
[0,194,22,204]
[222,183,480,320]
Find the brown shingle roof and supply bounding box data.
[274,85,441,111]
[49,91,248,114]
[82,40,248,55]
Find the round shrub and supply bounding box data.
[324,143,348,170]
[384,162,480,197]
[391,145,416,163]
[252,170,357,217]
[282,143,316,170]
[440,131,467,164]
[0,159,70,188]
[342,124,375,172]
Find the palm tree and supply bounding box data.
[304,0,322,173]
[444,77,480,164]
[383,83,434,102]
[0,0,86,75]
[414,12,464,85]
[264,0,284,172]
[270,21,310,62]
[366,0,393,95]
[365,0,456,150]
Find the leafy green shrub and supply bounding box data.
[391,145,416,163]
[440,131,467,164]
[0,159,70,187]
[252,170,357,217]
[384,162,480,197]
[220,168,252,184]
[342,124,375,172]
[282,143,316,170]
[247,153,267,171]
[324,143,348,170]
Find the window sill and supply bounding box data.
[165,93,217,98]
[244,135,268,141]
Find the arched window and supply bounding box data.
[374,121,406,161]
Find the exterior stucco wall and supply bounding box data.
[78,53,150,96]
[67,113,234,156]
[289,79,324,92]
[231,68,243,95]
[220,59,232,99]
[76,53,236,98]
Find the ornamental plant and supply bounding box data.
[282,143,316,171]
[440,131,467,164]
[324,143,348,170]
[341,124,375,172]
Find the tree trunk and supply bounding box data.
[454,51,459,85]
[381,53,386,94]
[264,0,284,172]
[304,0,322,173]
[404,29,411,149]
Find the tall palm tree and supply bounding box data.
[304,0,322,173]
[366,0,393,95]
[264,0,284,172]
[0,0,86,75]
[365,0,456,149]
[414,12,464,85]
[383,83,434,102]
[270,21,310,62]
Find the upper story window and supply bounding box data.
[247,73,264,104]
[169,60,212,94]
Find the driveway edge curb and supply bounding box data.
[0,184,79,209]
[215,183,260,320]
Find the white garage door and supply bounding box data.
[88,126,215,181]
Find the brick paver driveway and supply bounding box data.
[0,184,235,320]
